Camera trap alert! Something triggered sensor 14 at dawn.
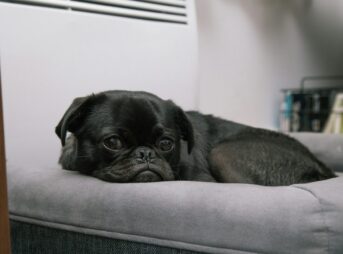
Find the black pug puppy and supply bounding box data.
[55,90,336,185]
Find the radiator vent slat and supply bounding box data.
[133,0,186,7]
[2,0,188,24]
[81,0,186,15]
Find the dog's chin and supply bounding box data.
[92,162,175,183]
[132,170,162,182]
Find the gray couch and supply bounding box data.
[8,133,343,254]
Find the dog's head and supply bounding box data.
[55,91,194,182]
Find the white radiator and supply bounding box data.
[10,0,188,23]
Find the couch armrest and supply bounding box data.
[289,133,343,172]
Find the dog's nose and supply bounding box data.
[135,147,156,162]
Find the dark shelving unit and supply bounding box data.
[280,76,343,132]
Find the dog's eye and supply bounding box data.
[103,136,123,151]
[158,138,174,152]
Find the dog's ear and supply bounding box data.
[174,105,194,154]
[55,94,96,146]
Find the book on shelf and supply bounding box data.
[280,91,292,132]
[323,93,343,134]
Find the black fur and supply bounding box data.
[56,90,336,185]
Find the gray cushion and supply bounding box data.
[289,133,343,172]
[8,165,343,254]
[7,133,343,254]
[294,177,343,254]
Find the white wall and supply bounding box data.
[196,0,343,129]
[0,1,197,169]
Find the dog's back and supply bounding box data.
[184,111,336,185]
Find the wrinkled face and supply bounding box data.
[56,91,193,183]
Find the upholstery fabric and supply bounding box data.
[10,221,201,254]
[290,133,343,172]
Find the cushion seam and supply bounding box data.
[291,186,330,254]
